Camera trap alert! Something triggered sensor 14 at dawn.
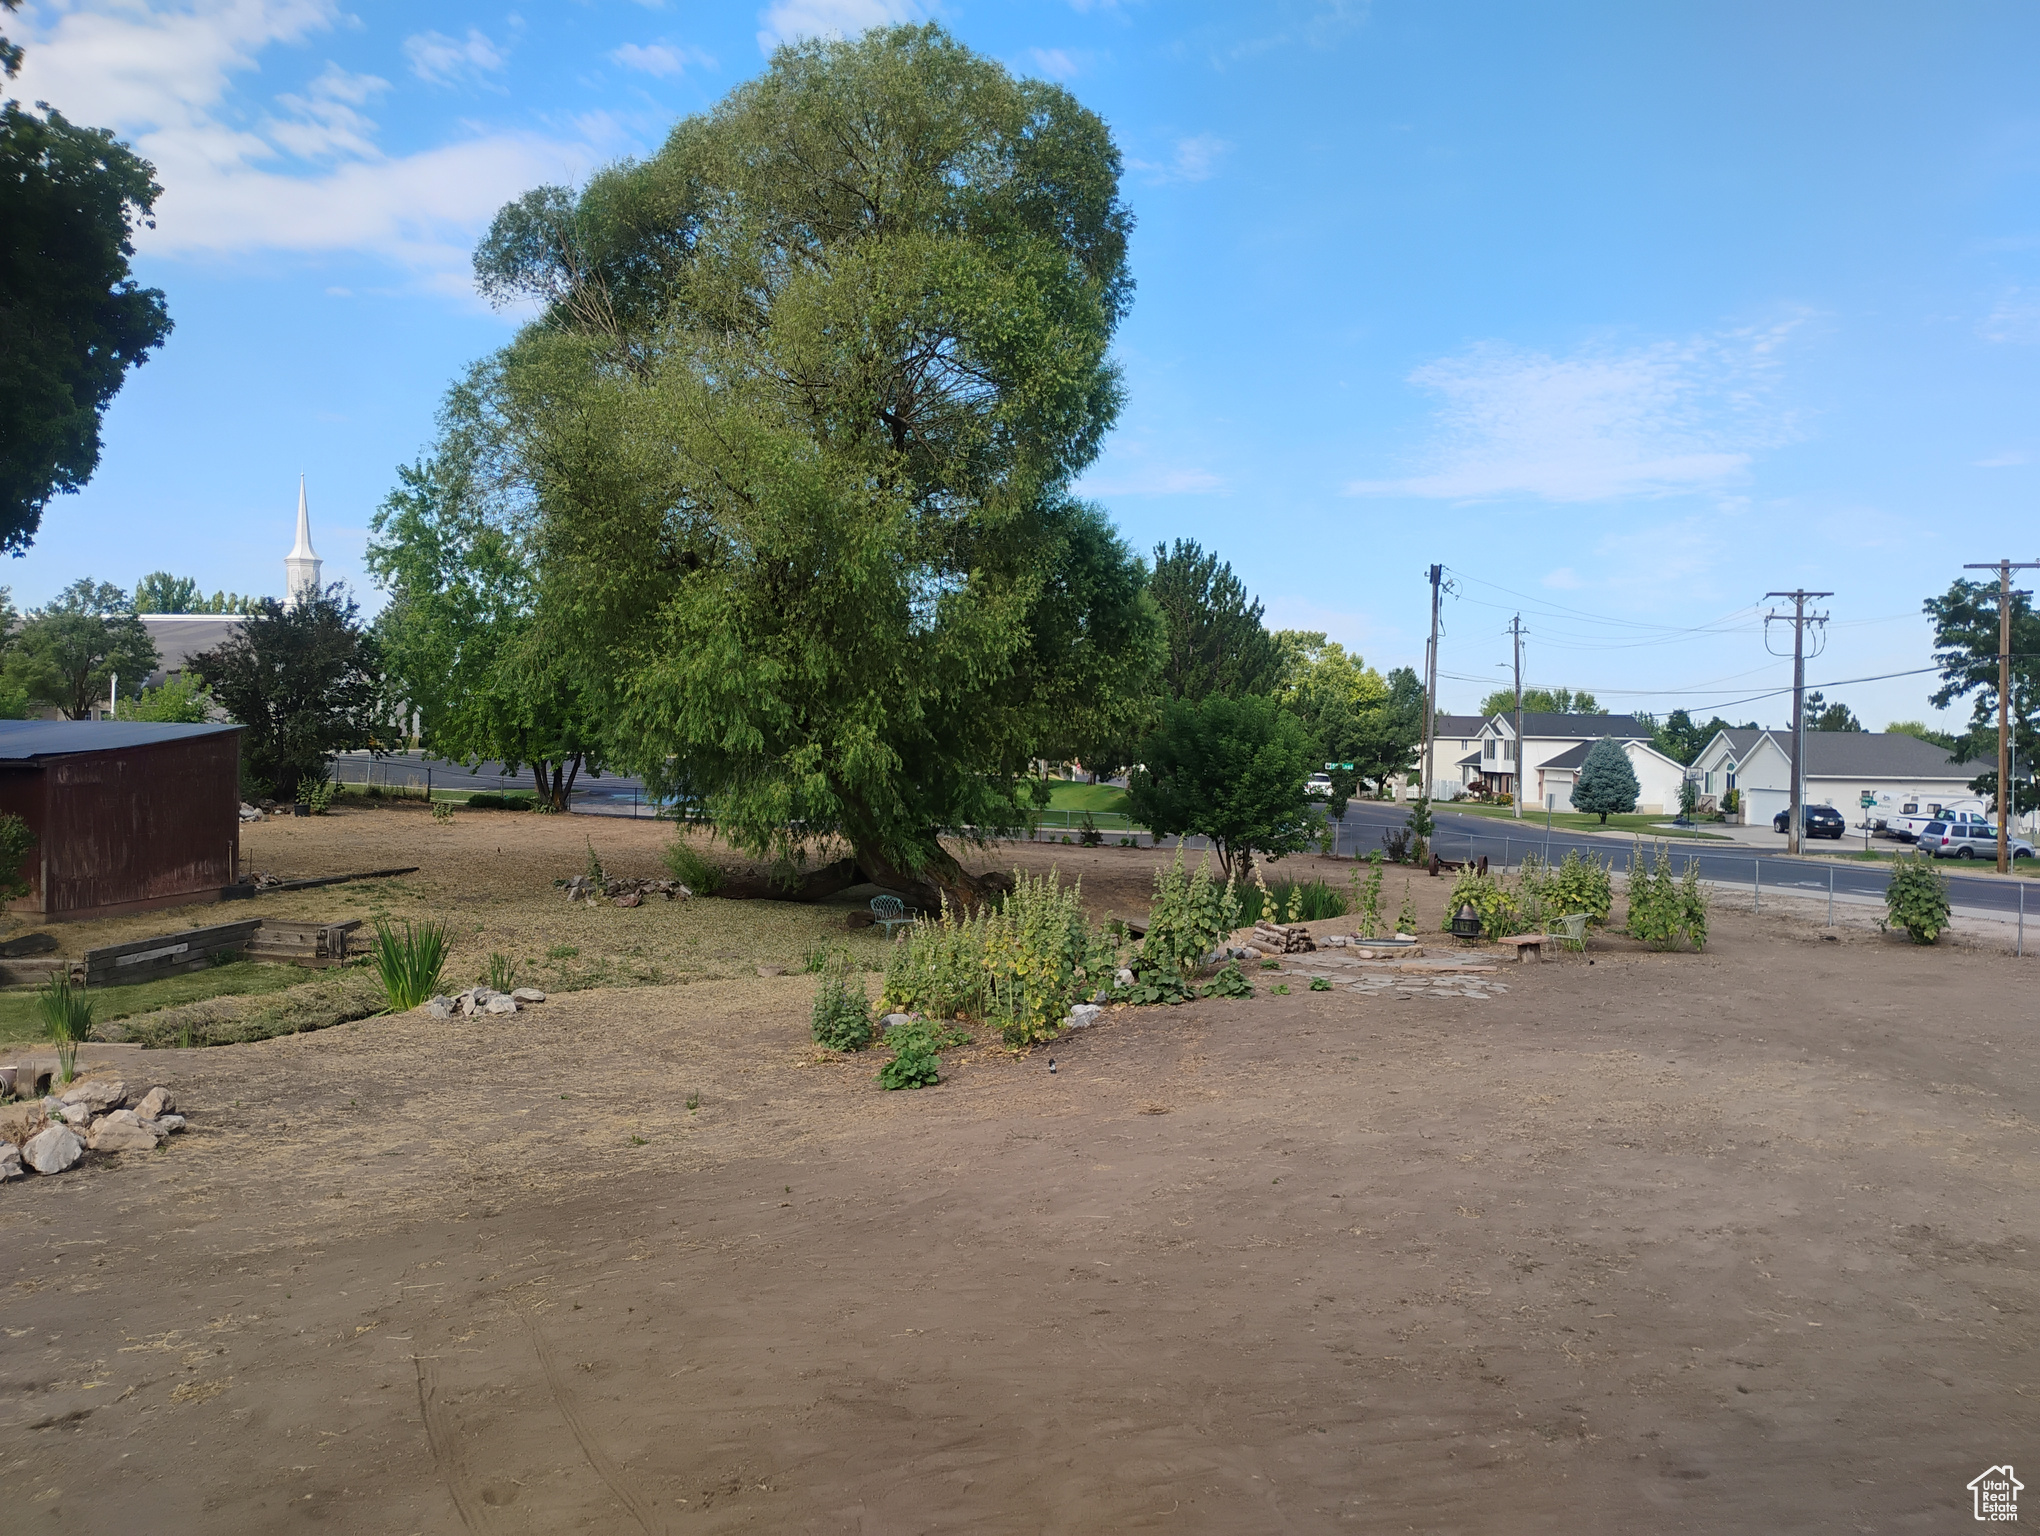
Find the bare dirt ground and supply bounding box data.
[2,814,2035,1532]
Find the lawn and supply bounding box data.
[1442,802,1733,840]
[1043,780,1131,816]
[0,961,314,1046]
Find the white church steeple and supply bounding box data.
[284,475,322,607]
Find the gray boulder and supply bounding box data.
[424,997,454,1019]
[154,1114,187,1134]
[510,987,547,1003]
[89,1111,162,1153]
[59,1078,126,1112]
[23,1124,82,1174]
[0,1142,20,1180]
[1115,967,1136,989]
[483,994,519,1015]
[135,1086,175,1120]
[1065,1003,1103,1030]
[880,1012,920,1031]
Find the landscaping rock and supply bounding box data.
[1065,1003,1103,1030]
[483,994,519,1015]
[425,997,454,1019]
[880,1012,920,1031]
[0,1142,20,1180]
[511,988,546,1003]
[154,1114,187,1133]
[23,1124,82,1174]
[1115,967,1136,989]
[60,1078,127,1112]
[135,1086,176,1120]
[564,874,689,906]
[89,1112,162,1153]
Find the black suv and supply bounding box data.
[1773,805,1846,839]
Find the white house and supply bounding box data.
[1430,713,1488,798]
[1536,736,1690,816]
[1689,728,1995,830]
[1457,712,1683,811]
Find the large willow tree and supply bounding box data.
[465,25,1160,903]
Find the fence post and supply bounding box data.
[1504,836,1510,873]
[2021,883,2026,958]
[1827,865,1834,927]
[1754,858,1761,913]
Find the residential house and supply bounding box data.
[1688,728,1995,830]
[1464,713,1687,813]
[1430,713,1488,798]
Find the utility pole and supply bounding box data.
[1420,564,1443,802]
[1765,589,1832,856]
[1961,559,2040,873]
[1508,613,1526,820]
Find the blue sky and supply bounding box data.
[12,0,2040,729]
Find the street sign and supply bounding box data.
[1860,792,1877,808]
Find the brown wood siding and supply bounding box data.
[0,732,241,919]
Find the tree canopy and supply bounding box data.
[1651,708,1742,765]
[1272,631,1422,810]
[1477,685,1600,718]
[190,587,386,802]
[1,577,157,718]
[369,447,611,812]
[1571,737,1639,823]
[1801,690,1863,733]
[459,24,1159,903]
[1149,540,1284,703]
[1125,693,1318,879]
[0,13,172,553]
[1925,578,2038,813]
[133,572,259,614]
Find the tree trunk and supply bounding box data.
[716,856,865,902]
[850,839,999,913]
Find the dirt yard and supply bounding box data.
[1,811,2035,1532]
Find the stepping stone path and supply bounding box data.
[1271,951,1511,1002]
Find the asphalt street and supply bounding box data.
[1333,799,2037,922]
[330,751,660,817]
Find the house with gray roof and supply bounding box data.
[1462,712,1676,810]
[1689,727,1993,830]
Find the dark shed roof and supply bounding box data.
[0,721,240,760]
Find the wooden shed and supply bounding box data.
[0,721,243,921]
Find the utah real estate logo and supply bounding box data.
[1969,1465,2022,1522]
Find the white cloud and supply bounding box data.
[1346,326,1800,503]
[610,40,716,78]
[757,0,918,53]
[402,27,510,87]
[1128,133,1228,185]
[10,2,598,289]
[1980,289,2040,343]
[1025,46,1081,79]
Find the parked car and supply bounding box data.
[1773,804,1847,839]
[1887,802,1989,843]
[1305,773,1333,798]
[1916,820,2037,860]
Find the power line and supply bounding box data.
[1765,588,1833,857]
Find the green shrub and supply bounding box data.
[1309,975,1332,992]
[1138,848,1240,987]
[371,920,450,1010]
[1236,877,1348,927]
[1201,963,1253,999]
[1539,848,1615,927]
[430,800,454,822]
[1624,840,1709,950]
[811,961,875,1051]
[875,1016,970,1088]
[38,974,93,1084]
[1396,881,1418,937]
[0,813,35,906]
[1883,851,1951,944]
[467,791,536,811]
[300,774,336,814]
[882,870,1111,1045]
[484,952,520,991]
[663,840,724,894]
[1350,852,1386,938]
[1441,865,1524,937]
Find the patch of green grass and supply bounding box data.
[0,962,310,1045]
[1043,780,1132,816]
[1445,803,1731,840]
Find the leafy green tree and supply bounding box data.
[1652,708,1739,764]
[465,25,1159,905]
[189,586,387,802]
[1477,685,1600,718]
[133,571,259,614]
[1885,719,1959,752]
[1925,577,2040,817]
[1125,693,1317,879]
[0,9,173,553]
[114,672,212,723]
[1570,737,1639,823]
[1149,540,1283,703]
[369,448,611,812]
[1801,690,1863,732]
[3,578,158,717]
[1272,633,1422,811]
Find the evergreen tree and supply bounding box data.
[1571,737,1639,823]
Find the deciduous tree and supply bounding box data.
[1125,693,1317,880]
[465,25,1160,905]
[1925,577,2039,815]
[1477,685,1600,718]
[2,578,157,718]
[0,9,173,552]
[190,587,386,802]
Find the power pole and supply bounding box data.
[1420,564,1443,802]
[1961,559,2040,873]
[1508,613,1526,820]
[1765,589,1832,856]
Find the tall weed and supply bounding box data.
[372,920,450,1010]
